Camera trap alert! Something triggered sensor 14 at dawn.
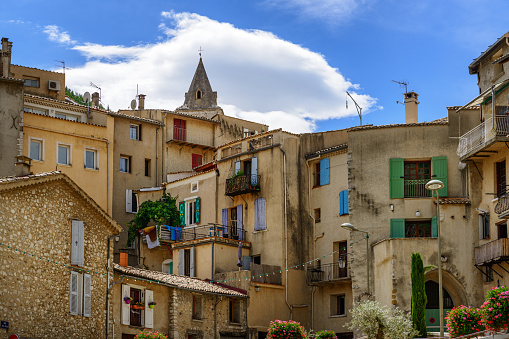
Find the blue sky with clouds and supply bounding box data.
[1,1,508,133]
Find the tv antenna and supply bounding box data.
[90,82,102,103]
[346,91,363,126]
[392,80,408,94]
[55,60,71,74]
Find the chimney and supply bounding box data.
[404,91,419,124]
[92,92,100,108]
[1,37,13,77]
[138,94,146,110]
[15,156,32,176]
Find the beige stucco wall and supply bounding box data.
[0,176,118,339]
[0,78,23,177]
[215,115,269,146]
[11,64,65,101]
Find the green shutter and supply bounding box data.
[390,158,404,198]
[179,201,185,226]
[195,197,201,224]
[432,157,448,197]
[432,216,438,238]
[390,218,405,238]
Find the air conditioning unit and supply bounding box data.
[48,80,61,91]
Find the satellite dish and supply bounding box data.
[130,99,137,110]
[83,92,91,104]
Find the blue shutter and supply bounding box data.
[344,190,349,215]
[390,219,405,238]
[432,216,438,238]
[222,208,228,235]
[340,190,349,215]
[251,157,258,186]
[320,158,330,185]
[237,205,243,240]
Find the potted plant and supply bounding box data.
[148,301,156,309]
[124,296,132,304]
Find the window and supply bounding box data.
[196,90,202,99]
[313,162,321,187]
[179,198,201,227]
[130,124,141,140]
[314,208,321,223]
[144,159,151,177]
[390,218,437,238]
[29,138,43,161]
[492,49,504,78]
[191,181,199,193]
[24,107,47,115]
[340,190,349,215]
[229,299,241,323]
[57,144,71,165]
[85,149,97,170]
[484,266,494,283]
[23,77,39,87]
[244,128,250,138]
[390,157,448,198]
[313,158,330,187]
[479,213,490,240]
[333,241,348,278]
[254,198,267,231]
[120,156,131,173]
[192,295,203,320]
[126,190,138,213]
[496,160,506,197]
[121,285,154,328]
[330,295,346,316]
[192,154,202,169]
[174,118,186,141]
[162,259,173,274]
[55,112,80,122]
[71,220,85,266]
[498,222,508,239]
[178,248,195,277]
[253,255,261,265]
[70,271,91,317]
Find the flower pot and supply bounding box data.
[125,299,131,304]
[149,304,155,309]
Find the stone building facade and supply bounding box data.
[0,172,122,339]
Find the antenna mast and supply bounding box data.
[392,80,408,94]
[346,91,363,126]
[55,60,71,74]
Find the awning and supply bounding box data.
[456,78,509,113]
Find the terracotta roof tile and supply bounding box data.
[0,171,62,184]
[439,198,471,205]
[349,118,448,132]
[305,144,348,159]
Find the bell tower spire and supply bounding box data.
[182,57,217,110]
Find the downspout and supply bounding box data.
[156,126,159,186]
[105,234,120,339]
[162,112,168,185]
[492,85,496,131]
[107,140,110,214]
[278,145,291,317]
[214,296,223,339]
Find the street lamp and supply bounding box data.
[341,223,370,294]
[425,179,445,337]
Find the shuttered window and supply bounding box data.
[340,190,349,215]
[255,198,267,231]
[179,201,185,226]
[391,218,436,238]
[192,154,203,169]
[83,274,91,317]
[144,289,154,328]
[390,157,448,198]
[390,219,405,238]
[237,204,243,240]
[320,158,330,186]
[70,271,80,315]
[71,220,84,266]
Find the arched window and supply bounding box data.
[196,90,202,99]
[425,280,454,309]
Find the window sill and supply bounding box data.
[229,322,242,327]
[32,159,44,163]
[253,229,268,234]
[329,314,346,318]
[120,171,131,174]
[192,318,203,322]
[58,163,72,167]
[85,167,99,171]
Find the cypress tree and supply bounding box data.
[411,252,427,337]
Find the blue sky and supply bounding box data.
[2,1,508,133]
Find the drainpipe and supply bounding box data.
[278,145,291,317]
[156,126,159,186]
[106,140,110,214]
[214,296,223,339]
[105,235,120,339]
[162,112,168,184]
[492,85,496,131]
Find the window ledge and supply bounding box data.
[192,318,204,322]
[58,163,72,167]
[329,314,347,318]
[120,171,131,174]
[229,322,242,327]
[253,229,268,234]
[85,167,99,171]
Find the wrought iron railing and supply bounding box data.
[494,194,509,215]
[404,179,431,198]
[306,262,350,284]
[225,174,261,196]
[457,116,509,158]
[159,223,247,242]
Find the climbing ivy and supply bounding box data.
[126,192,179,247]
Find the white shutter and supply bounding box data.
[126,189,132,213]
[70,271,79,315]
[144,289,154,328]
[121,284,131,325]
[178,249,185,275]
[83,274,91,317]
[71,220,84,266]
[190,247,195,277]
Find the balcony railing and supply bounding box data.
[251,263,282,285]
[404,179,432,198]
[495,195,509,217]
[475,238,509,265]
[225,174,261,196]
[457,116,509,158]
[306,263,350,284]
[159,223,247,243]
[168,127,214,149]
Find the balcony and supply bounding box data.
[225,174,261,196]
[475,238,509,265]
[167,127,214,150]
[495,195,509,218]
[306,263,351,285]
[251,263,282,285]
[404,179,431,198]
[158,223,247,243]
[457,115,509,160]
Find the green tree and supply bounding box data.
[411,253,427,337]
[126,192,179,247]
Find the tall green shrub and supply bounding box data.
[411,253,427,337]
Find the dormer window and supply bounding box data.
[196,89,202,99]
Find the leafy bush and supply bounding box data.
[314,330,338,339]
[481,285,509,332]
[445,305,483,338]
[267,320,307,338]
[345,300,418,339]
[134,331,168,339]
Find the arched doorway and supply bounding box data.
[425,280,454,332]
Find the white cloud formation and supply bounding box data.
[264,0,368,22]
[66,11,377,133]
[43,25,76,45]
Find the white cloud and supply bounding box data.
[66,11,377,133]
[43,25,76,45]
[264,0,368,22]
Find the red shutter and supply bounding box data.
[174,119,186,141]
[192,154,203,169]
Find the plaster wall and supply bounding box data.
[0,78,23,177]
[11,64,65,101]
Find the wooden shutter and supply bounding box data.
[255,198,267,230]
[320,158,330,185]
[390,218,405,238]
[222,208,228,234]
[144,289,154,328]
[237,205,243,240]
[195,197,201,224]
[234,161,241,175]
[190,247,195,277]
[242,256,252,270]
[390,158,404,198]
[126,189,132,213]
[71,220,84,266]
[83,273,91,317]
[340,190,349,215]
[179,201,185,226]
[70,271,79,315]
[432,216,438,238]
[254,199,260,231]
[432,157,448,197]
[251,157,258,185]
[121,284,130,325]
[178,249,185,275]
